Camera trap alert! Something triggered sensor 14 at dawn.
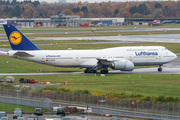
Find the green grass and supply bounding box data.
[0,102,49,112]
[11,74,180,98]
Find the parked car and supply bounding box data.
[34,108,43,115]
[53,115,62,120]
[0,112,6,118]
[62,117,70,120]
[1,117,9,120]
[110,117,120,120]
[13,111,22,119]
[16,117,25,120]
[56,108,65,116]
[29,115,38,120]
[14,108,22,112]
[27,118,34,120]
[121,118,128,120]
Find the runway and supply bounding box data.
[0,27,180,35]
[0,67,179,76]
[31,34,180,43]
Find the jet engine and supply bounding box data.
[112,60,134,71]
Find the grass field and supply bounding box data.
[0,102,49,112]
[12,74,180,98]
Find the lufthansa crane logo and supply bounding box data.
[9,31,22,45]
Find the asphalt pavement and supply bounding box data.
[6,114,114,120]
[28,34,180,43]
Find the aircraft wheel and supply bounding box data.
[158,68,162,72]
[100,70,108,74]
[100,70,104,74]
[84,69,88,73]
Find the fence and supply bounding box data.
[0,86,180,119]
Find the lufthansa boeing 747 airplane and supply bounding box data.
[1,24,177,74]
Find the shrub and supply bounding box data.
[166,96,174,102]
[72,89,89,94]
[92,92,100,96]
[175,97,179,102]
[156,96,166,102]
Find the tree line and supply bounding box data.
[1,0,180,18]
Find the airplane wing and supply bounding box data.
[13,51,34,57]
[92,58,114,70]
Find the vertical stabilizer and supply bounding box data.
[3,24,41,50]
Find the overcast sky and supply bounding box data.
[17,0,121,3]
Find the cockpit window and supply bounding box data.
[164,48,167,50]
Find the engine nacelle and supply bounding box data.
[112,60,134,71]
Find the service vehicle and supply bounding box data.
[25,79,37,83]
[6,76,14,83]
[19,78,26,83]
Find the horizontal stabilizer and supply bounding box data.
[13,51,34,57]
[0,51,8,56]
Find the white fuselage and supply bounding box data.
[8,46,177,69]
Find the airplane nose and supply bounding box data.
[174,53,177,59]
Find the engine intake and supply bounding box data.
[112,60,134,71]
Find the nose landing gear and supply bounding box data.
[158,65,163,72]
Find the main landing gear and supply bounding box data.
[84,68,109,74]
[100,70,108,74]
[84,69,97,73]
[158,65,163,72]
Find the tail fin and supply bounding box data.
[3,24,41,51]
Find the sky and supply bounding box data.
[17,0,122,3]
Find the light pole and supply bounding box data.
[15,90,21,108]
[99,100,106,120]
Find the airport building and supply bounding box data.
[50,14,124,27]
[2,14,180,27]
